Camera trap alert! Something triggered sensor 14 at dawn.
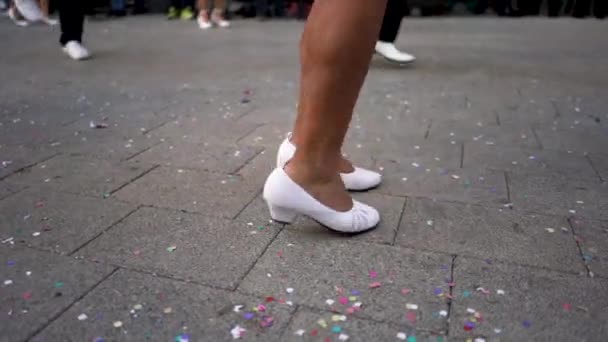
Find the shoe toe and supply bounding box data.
[351,201,380,232]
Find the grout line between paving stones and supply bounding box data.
[68,205,142,256]
[231,147,266,175]
[234,225,284,292]
[459,143,464,168]
[25,267,120,341]
[232,188,264,220]
[567,217,594,278]
[530,126,544,149]
[0,152,60,182]
[235,104,259,121]
[445,255,457,333]
[122,141,163,161]
[141,118,173,135]
[390,197,408,246]
[278,304,300,339]
[585,155,605,183]
[495,110,501,126]
[424,119,433,139]
[109,164,160,195]
[235,122,265,145]
[503,171,511,203]
[115,265,236,292]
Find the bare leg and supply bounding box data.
[39,0,50,16]
[197,0,208,12]
[286,0,387,211]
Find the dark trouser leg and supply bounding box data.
[256,0,268,16]
[58,0,85,45]
[378,0,405,43]
[170,0,183,8]
[547,0,563,16]
[593,0,606,18]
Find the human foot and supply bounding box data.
[211,9,230,28]
[197,11,212,29]
[277,133,382,191]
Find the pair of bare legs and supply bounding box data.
[285,0,388,212]
[197,0,228,22]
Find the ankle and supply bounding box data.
[284,159,339,185]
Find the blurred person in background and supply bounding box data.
[7,0,57,26]
[256,0,285,20]
[197,0,230,29]
[375,0,415,64]
[168,0,195,20]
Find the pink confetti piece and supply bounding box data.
[563,303,572,311]
[257,304,266,312]
[338,297,349,305]
[369,270,377,279]
[369,282,382,289]
[23,292,32,300]
[401,288,411,296]
[406,311,417,323]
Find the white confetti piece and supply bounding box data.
[414,145,420,150]
[233,305,243,313]
[113,321,123,328]
[569,210,576,214]
[25,271,31,276]
[286,301,293,306]
[177,169,184,173]
[406,303,418,310]
[353,302,362,308]
[326,299,335,306]
[396,332,407,340]
[133,304,143,310]
[294,329,305,336]
[163,307,173,314]
[474,338,486,342]
[4,280,13,285]
[78,313,88,321]
[231,325,246,339]
[338,333,349,341]
[286,288,294,294]
[451,175,460,180]
[411,162,420,168]
[467,308,476,314]
[426,220,434,226]
[32,232,41,237]
[496,289,505,295]
[266,273,272,278]
[494,328,502,334]
[401,177,408,182]
[576,201,584,204]
[545,228,555,233]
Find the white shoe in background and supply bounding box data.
[197,14,212,29]
[375,41,416,65]
[13,0,43,21]
[62,41,91,61]
[8,7,29,26]
[41,16,58,25]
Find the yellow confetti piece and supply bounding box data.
[332,315,342,322]
[163,307,173,314]
[348,296,357,302]
[317,319,327,328]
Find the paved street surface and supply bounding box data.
[1,15,608,342]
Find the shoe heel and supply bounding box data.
[269,205,297,224]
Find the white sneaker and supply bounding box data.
[62,41,91,61]
[375,41,416,64]
[276,133,382,191]
[263,168,380,233]
[8,7,29,26]
[211,14,230,28]
[197,14,212,29]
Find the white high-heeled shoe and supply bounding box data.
[276,133,382,191]
[263,168,380,233]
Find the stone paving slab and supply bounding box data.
[113,166,261,218]
[290,193,406,245]
[450,257,608,341]
[0,246,115,342]
[534,126,608,156]
[368,140,461,169]
[463,143,598,181]
[5,155,156,198]
[239,230,452,332]
[284,308,447,342]
[376,163,509,206]
[570,217,608,279]
[508,172,608,221]
[427,121,539,149]
[33,269,294,342]
[396,198,586,274]
[146,117,260,145]
[131,140,263,174]
[0,188,137,255]
[79,207,280,289]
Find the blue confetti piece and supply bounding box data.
[7,260,15,266]
[434,288,443,295]
[243,312,255,320]
[331,326,342,333]
[175,334,190,342]
[351,289,361,296]
[462,290,472,298]
[523,320,532,328]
